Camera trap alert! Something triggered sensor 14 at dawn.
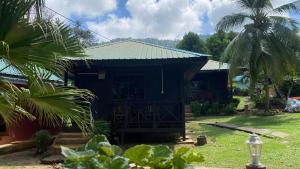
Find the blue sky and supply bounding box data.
[46,0,297,41]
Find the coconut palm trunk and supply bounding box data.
[263,69,270,112]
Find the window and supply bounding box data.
[113,75,144,100]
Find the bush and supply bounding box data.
[270,98,285,109]
[251,94,266,109]
[191,98,239,116]
[190,101,210,116]
[234,88,249,96]
[280,80,300,97]
[61,135,204,169]
[92,119,111,136]
[32,130,52,154]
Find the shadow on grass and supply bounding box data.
[225,114,300,127]
[187,123,236,141]
[193,114,300,128]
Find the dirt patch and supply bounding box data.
[0,149,60,169]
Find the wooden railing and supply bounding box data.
[112,101,184,130]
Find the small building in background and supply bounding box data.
[186,60,230,104]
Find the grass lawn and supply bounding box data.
[186,113,300,169]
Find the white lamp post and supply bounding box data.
[246,134,266,169]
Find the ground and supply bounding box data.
[187,113,300,169]
[1,113,299,169]
[0,149,58,169]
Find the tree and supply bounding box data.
[0,0,93,132]
[176,32,208,53]
[217,0,300,112]
[206,31,237,61]
[72,21,97,47]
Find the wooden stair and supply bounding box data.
[50,132,90,154]
[185,105,194,121]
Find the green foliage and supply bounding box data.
[176,32,208,53]
[62,135,129,169]
[251,94,266,109]
[234,88,250,96]
[280,79,300,97]
[206,31,237,61]
[62,135,204,169]
[0,0,94,132]
[72,21,96,47]
[216,0,300,111]
[92,120,111,136]
[32,130,52,154]
[191,99,239,116]
[124,145,204,169]
[190,102,210,116]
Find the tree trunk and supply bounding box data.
[264,71,270,112]
[287,77,294,99]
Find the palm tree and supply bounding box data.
[0,0,94,132]
[217,0,300,111]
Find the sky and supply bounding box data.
[46,0,296,41]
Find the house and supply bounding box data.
[186,60,230,103]
[66,40,209,142]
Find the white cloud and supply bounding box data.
[88,0,213,40]
[46,0,296,40]
[46,0,117,17]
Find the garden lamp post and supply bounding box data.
[246,134,266,169]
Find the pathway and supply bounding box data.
[202,122,288,139]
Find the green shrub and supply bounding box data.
[251,94,266,109]
[190,101,210,116]
[270,98,285,109]
[280,80,300,97]
[92,119,111,136]
[234,88,249,96]
[33,130,52,154]
[61,135,204,169]
[191,99,239,116]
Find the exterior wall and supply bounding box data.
[186,70,230,103]
[74,65,184,120]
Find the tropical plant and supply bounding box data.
[92,119,111,136]
[217,0,300,111]
[0,0,93,132]
[61,135,204,169]
[32,130,53,154]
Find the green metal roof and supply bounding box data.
[201,60,229,71]
[74,40,210,60]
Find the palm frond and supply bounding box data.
[222,28,254,78]
[236,0,255,9]
[273,0,300,14]
[0,0,34,39]
[269,16,298,30]
[216,13,250,31]
[5,82,94,132]
[33,0,45,19]
[2,19,84,79]
[236,0,272,10]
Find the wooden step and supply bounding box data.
[185,113,193,117]
[55,137,89,145]
[57,132,88,138]
[184,105,191,108]
[51,144,83,154]
[185,117,194,121]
